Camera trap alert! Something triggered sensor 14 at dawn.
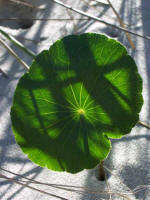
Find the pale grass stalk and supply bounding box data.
[0,68,8,78]
[0,28,36,58]
[103,168,112,200]
[94,0,109,6]
[0,18,91,21]
[50,0,150,41]
[0,37,29,70]
[1,167,149,199]
[138,121,150,129]
[0,173,67,200]
[0,172,132,200]
[81,0,108,12]
[7,0,43,10]
[104,165,134,196]
[106,0,135,49]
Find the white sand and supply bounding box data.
[0,0,150,199]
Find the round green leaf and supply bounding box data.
[11,33,143,173]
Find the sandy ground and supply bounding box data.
[0,0,150,199]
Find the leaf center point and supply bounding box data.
[77,108,85,116]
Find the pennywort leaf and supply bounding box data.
[11,33,143,173]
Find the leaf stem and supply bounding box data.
[98,160,106,181]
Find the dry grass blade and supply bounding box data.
[0,171,133,200]
[106,0,135,49]
[132,185,150,194]
[0,173,68,200]
[0,68,8,78]
[0,37,29,70]
[138,121,150,129]
[0,18,90,21]
[0,28,35,58]
[50,0,150,41]
[0,167,134,199]
[94,0,109,6]
[7,0,43,10]
[0,167,107,194]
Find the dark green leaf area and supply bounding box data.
[11,33,143,173]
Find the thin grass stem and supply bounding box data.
[106,0,135,49]
[0,37,29,70]
[0,28,36,58]
[50,0,150,41]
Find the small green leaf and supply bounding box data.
[11,33,143,173]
